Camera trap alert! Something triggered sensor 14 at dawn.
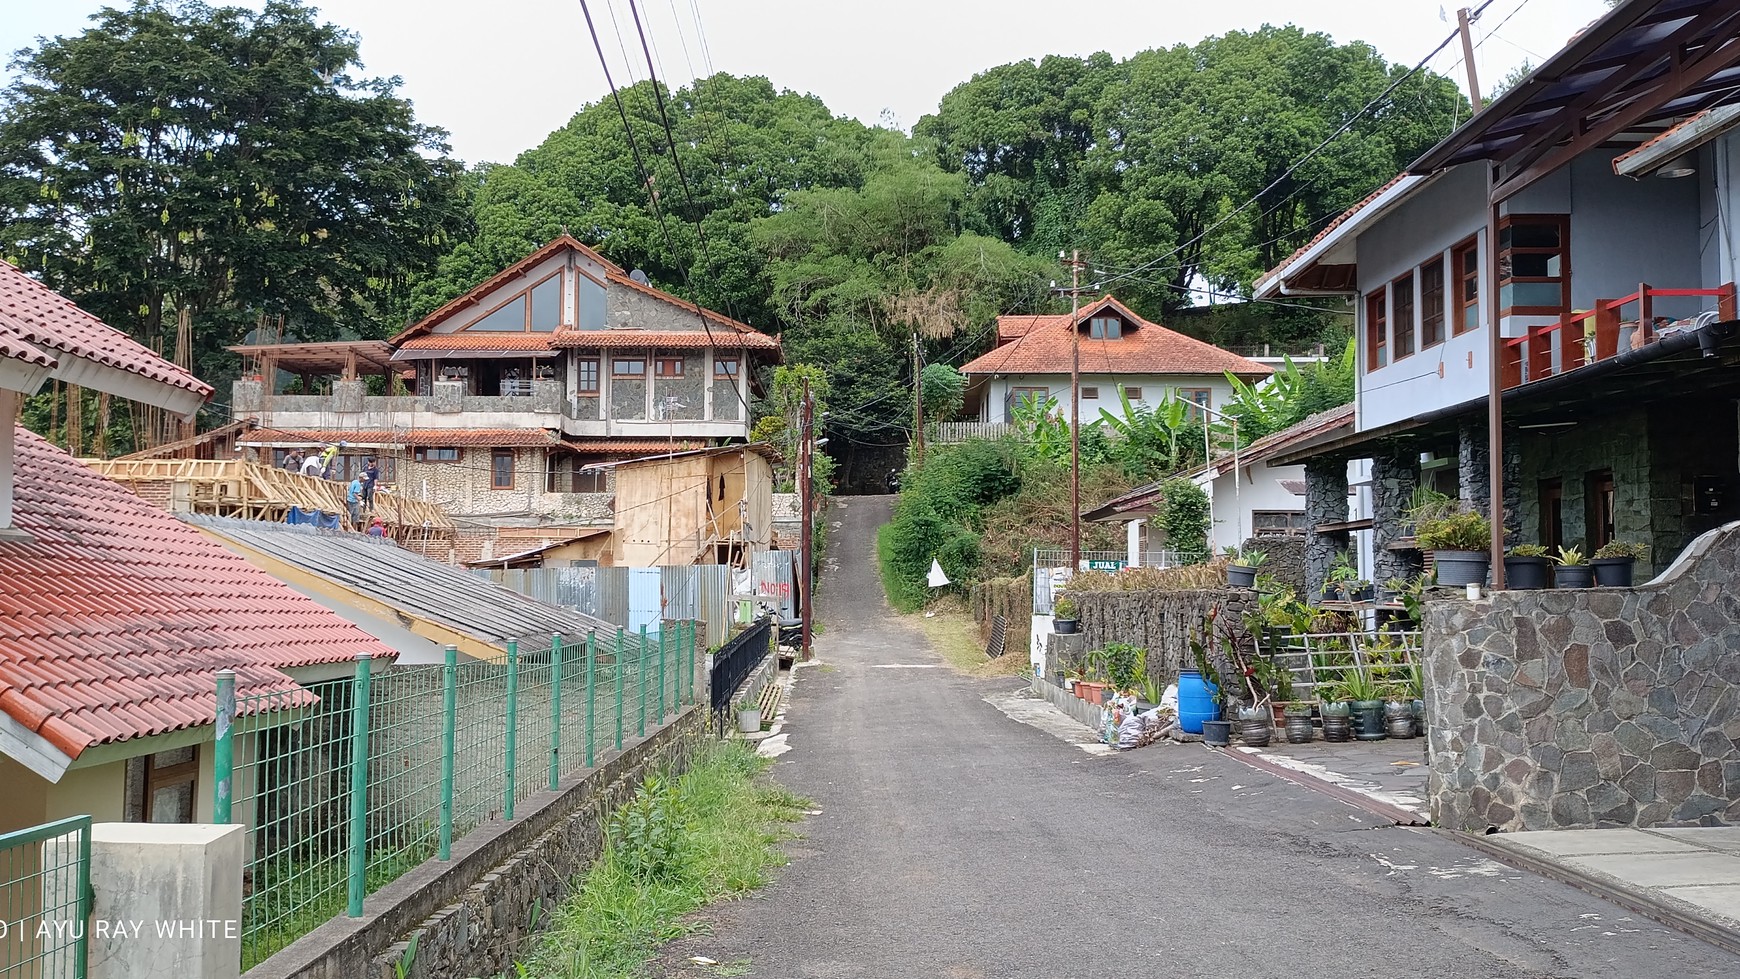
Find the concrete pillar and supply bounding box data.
[1304,458,1347,603]
[229,378,262,417]
[1372,447,1424,586]
[331,378,365,413]
[1126,519,1143,568]
[88,823,242,979]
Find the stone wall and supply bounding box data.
[1423,522,1740,833]
[1370,448,1422,586]
[1072,587,1252,691]
[245,707,704,979]
[968,574,1032,655]
[1303,458,1345,602]
[1243,534,1304,594]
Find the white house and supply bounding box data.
[959,295,1272,424]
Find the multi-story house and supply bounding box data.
[231,236,781,563]
[1252,1,1740,600]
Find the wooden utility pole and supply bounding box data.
[1066,250,1084,570]
[1457,7,1484,113]
[911,331,924,466]
[799,377,815,660]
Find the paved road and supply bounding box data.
[658,496,1740,978]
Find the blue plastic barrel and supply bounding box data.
[1177,670,1220,734]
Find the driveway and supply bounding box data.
[656,496,1740,978]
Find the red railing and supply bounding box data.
[1499,282,1737,390]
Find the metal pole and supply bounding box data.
[585,631,597,768]
[1487,165,1507,589]
[638,623,649,736]
[614,629,625,750]
[912,330,924,466]
[800,379,814,659]
[549,633,563,790]
[345,652,374,918]
[438,644,457,860]
[504,638,518,821]
[1069,249,1082,570]
[75,817,91,979]
[213,669,235,824]
[658,622,668,720]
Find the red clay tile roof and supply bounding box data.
[962,295,1270,378]
[0,261,212,399]
[0,328,56,370]
[1254,175,1409,292]
[0,426,391,760]
[239,428,561,448]
[550,329,779,350]
[391,235,624,343]
[396,333,559,352]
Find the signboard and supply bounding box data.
[1086,559,1127,572]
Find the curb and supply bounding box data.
[1219,744,1429,826]
[1448,831,1740,959]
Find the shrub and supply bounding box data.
[1507,544,1549,558]
[1415,507,1490,551]
[1159,477,1210,559]
[1594,540,1647,560]
[1066,560,1229,592]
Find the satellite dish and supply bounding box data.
[629,269,651,285]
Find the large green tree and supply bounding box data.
[0,0,470,396]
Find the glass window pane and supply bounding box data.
[1511,222,1560,248]
[1501,281,1563,308]
[149,782,193,823]
[530,275,561,331]
[1510,253,1556,278]
[469,294,527,331]
[152,747,195,769]
[579,275,607,330]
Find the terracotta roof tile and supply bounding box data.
[549,329,779,350]
[396,333,559,352]
[0,262,212,398]
[556,439,705,454]
[0,325,56,370]
[961,295,1270,378]
[239,428,561,448]
[1255,175,1408,291]
[0,426,391,760]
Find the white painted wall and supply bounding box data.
[1201,461,1308,553]
[977,372,1239,424]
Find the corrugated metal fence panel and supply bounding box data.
[480,564,734,648]
[751,550,798,620]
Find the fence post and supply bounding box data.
[658,622,668,721]
[346,652,374,918]
[686,620,697,705]
[638,624,649,737]
[550,633,563,791]
[76,818,92,979]
[213,669,235,823]
[439,644,457,860]
[614,629,625,751]
[504,638,518,821]
[585,631,597,768]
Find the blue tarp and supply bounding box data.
[285,506,342,529]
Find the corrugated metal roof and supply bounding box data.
[186,515,616,655]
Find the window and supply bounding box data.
[1252,510,1308,536]
[1179,387,1211,420]
[1454,238,1481,335]
[469,294,527,331]
[1498,215,1570,315]
[655,356,685,377]
[547,455,608,493]
[1366,290,1388,371]
[1539,478,1563,553]
[491,449,516,490]
[1080,386,1100,399]
[1007,386,1049,418]
[714,357,739,377]
[1586,469,1615,552]
[529,274,562,331]
[1392,272,1415,360]
[1420,257,1446,348]
[1122,385,1144,401]
[125,747,198,823]
[577,358,600,394]
[467,271,564,332]
[1087,316,1122,339]
[414,447,460,463]
[612,357,646,378]
[578,272,607,330]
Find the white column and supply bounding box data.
[88,823,243,979]
[1126,519,1143,568]
[0,393,15,530]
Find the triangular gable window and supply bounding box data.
[464,270,565,332]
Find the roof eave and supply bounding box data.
[1254,175,1430,298]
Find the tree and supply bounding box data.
[0,0,470,407]
[920,363,965,421]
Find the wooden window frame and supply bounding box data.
[1123,385,1144,401]
[130,747,199,823]
[1087,316,1122,339]
[1585,469,1615,552]
[1392,271,1416,361]
[1178,387,1211,420]
[491,449,516,491]
[1420,256,1446,349]
[1366,289,1388,371]
[462,269,563,333]
[1497,214,1571,318]
[413,447,461,463]
[1080,385,1100,399]
[611,357,647,378]
[576,358,600,395]
[1539,477,1563,553]
[654,356,685,378]
[1453,237,1481,336]
[713,357,740,377]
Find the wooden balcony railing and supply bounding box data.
[1500,282,1737,390]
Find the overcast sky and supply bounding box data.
[2,0,1610,166]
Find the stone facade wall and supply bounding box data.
[1072,587,1252,691]
[969,574,1032,654]
[1371,448,1423,585]
[1514,411,1651,565]
[1303,458,1346,602]
[1423,523,1740,833]
[1243,534,1304,594]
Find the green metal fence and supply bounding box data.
[0,815,91,979]
[216,622,697,970]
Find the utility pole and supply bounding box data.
[911,330,924,467]
[1456,7,1484,113]
[1060,250,1085,570]
[799,377,815,660]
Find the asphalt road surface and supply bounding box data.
[655,496,1740,978]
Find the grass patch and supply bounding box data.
[908,598,1032,679]
[519,739,808,978]
[875,521,923,612]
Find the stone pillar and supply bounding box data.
[432,379,464,414]
[1502,431,1523,544]
[1457,418,1490,518]
[1304,458,1347,603]
[332,378,365,413]
[532,378,562,413]
[230,378,262,417]
[88,823,243,979]
[1045,631,1086,683]
[1372,447,1423,585]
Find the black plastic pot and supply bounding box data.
[1554,564,1595,588]
[1053,618,1080,634]
[1228,564,1258,588]
[1350,583,1376,602]
[1592,557,1635,587]
[1353,699,1387,741]
[1503,555,1550,590]
[1202,719,1233,747]
[1433,549,1490,587]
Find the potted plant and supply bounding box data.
[736,699,762,734]
[1226,547,1267,588]
[1382,680,1415,739]
[1503,544,1551,590]
[1406,662,1426,734]
[1325,552,1359,601]
[1236,701,1273,747]
[1552,546,1594,588]
[1348,578,1376,603]
[1593,540,1647,586]
[1319,681,1353,742]
[1052,595,1080,634]
[1342,668,1386,741]
[1416,505,1492,586]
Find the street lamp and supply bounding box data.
[1191,401,1241,552]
